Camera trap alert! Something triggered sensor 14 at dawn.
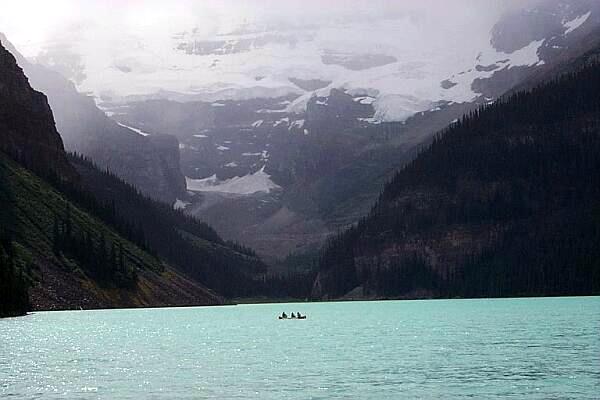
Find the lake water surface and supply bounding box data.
[1,297,599,399]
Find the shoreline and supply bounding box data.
[4,294,599,317]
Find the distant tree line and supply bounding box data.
[260,270,317,299]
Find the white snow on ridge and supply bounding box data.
[358,117,381,124]
[354,96,376,105]
[289,119,305,130]
[186,166,280,195]
[564,12,591,35]
[256,108,287,114]
[437,38,545,114]
[116,122,150,136]
[11,2,553,124]
[273,117,290,127]
[173,198,191,210]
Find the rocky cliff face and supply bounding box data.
[0,42,74,179]
[80,129,187,204]
[475,0,600,99]
[491,0,600,53]
[0,34,187,204]
[305,89,373,133]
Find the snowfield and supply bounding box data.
[185,166,281,195]
[564,12,591,35]
[173,198,191,210]
[116,122,150,136]
[7,2,593,123]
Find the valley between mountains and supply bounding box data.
[1,0,600,317]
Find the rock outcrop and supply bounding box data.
[0,42,74,178]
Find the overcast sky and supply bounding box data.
[0,0,529,56]
[0,0,545,121]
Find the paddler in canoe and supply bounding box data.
[278,311,307,319]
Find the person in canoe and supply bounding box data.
[297,312,306,319]
[291,312,296,319]
[280,312,288,319]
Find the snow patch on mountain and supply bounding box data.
[173,198,191,210]
[354,96,376,105]
[563,12,591,35]
[358,117,381,124]
[289,119,305,130]
[186,166,280,195]
[116,122,150,136]
[273,117,290,127]
[440,39,545,109]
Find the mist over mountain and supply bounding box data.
[0,1,541,119]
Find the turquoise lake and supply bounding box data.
[1,297,599,399]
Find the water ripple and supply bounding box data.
[1,297,599,399]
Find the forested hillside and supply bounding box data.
[314,63,600,299]
[0,153,221,317]
[69,154,268,298]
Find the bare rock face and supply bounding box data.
[84,133,187,203]
[50,92,187,204]
[491,0,600,57]
[305,88,374,136]
[0,42,74,178]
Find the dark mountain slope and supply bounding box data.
[0,153,220,315]
[313,63,600,299]
[0,41,73,180]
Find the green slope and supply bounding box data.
[0,153,221,315]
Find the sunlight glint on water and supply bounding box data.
[1,297,599,399]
